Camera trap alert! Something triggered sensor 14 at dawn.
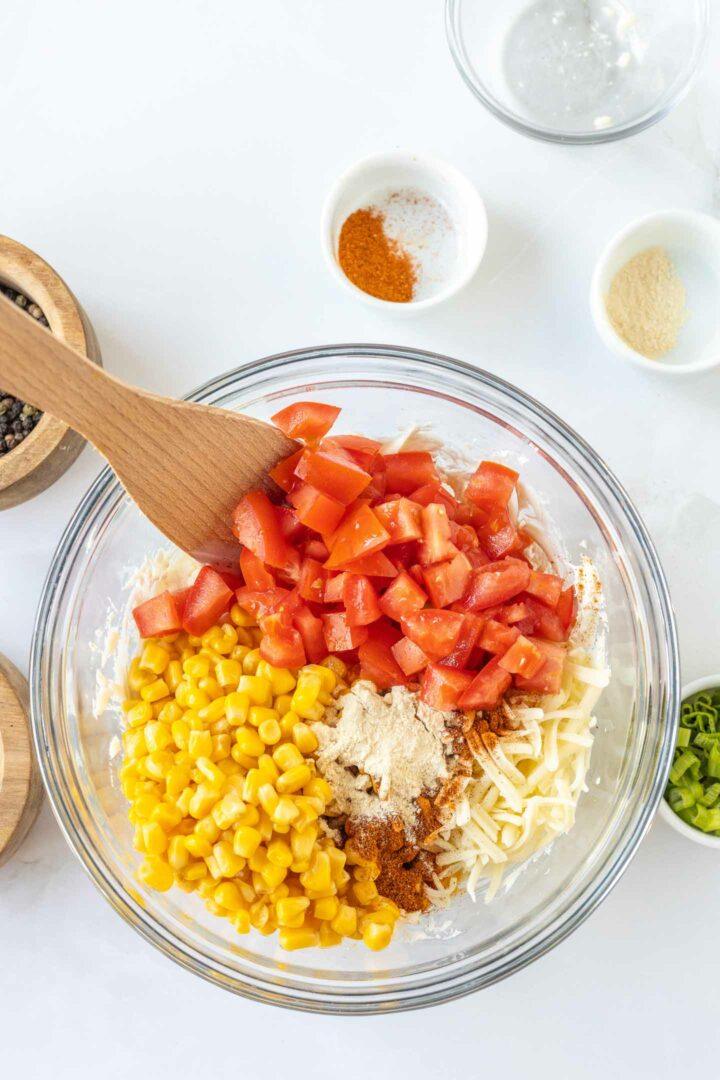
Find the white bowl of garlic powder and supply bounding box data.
[590,209,720,375]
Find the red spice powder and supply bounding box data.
[338,208,417,303]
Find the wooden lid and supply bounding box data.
[0,652,42,867]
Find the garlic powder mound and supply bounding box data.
[312,681,455,835]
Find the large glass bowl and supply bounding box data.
[31,345,678,1012]
[446,0,709,145]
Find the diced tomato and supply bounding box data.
[323,572,347,603]
[302,538,330,561]
[231,490,290,569]
[467,548,491,568]
[365,465,387,502]
[408,563,425,586]
[422,552,472,608]
[418,504,459,565]
[516,596,567,642]
[466,461,519,511]
[297,557,326,603]
[240,548,275,590]
[420,664,474,710]
[378,570,428,622]
[260,626,306,668]
[450,522,480,552]
[358,622,406,689]
[459,558,531,611]
[387,541,418,569]
[483,601,531,625]
[342,551,399,578]
[498,635,544,678]
[271,401,341,441]
[171,587,191,623]
[329,434,382,471]
[476,509,523,560]
[216,570,244,593]
[276,506,304,544]
[526,571,563,609]
[373,498,423,543]
[458,657,512,710]
[410,482,459,519]
[514,640,566,693]
[235,585,293,621]
[324,505,391,569]
[343,574,382,627]
[391,636,430,677]
[322,611,368,653]
[479,619,520,655]
[382,452,439,494]
[274,549,301,586]
[442,613,484,668]
[269,449,304,493]
[289,483,346,535]
[295,444,371,504]
[293,605,327,663]
[182,567,234,636]
[557,586,576,631]
[400,609,464,661]
[133,591,182,638]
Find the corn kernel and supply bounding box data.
[164,661,183,693]
[300,850,332,894]
[273,743,304,772]
[292,722,318,754]
[235,803,260,827]
[257,809,274,841]
[195,756,225,789]
[258,783,279,818]
[211,734,231,761]
[123,728,147,760]
[140,678,170,703]
[188,783,218,819]
[198,697,227,723]
[211,789,246,830]
[140,642,169,675]
[144,750,175,779]
[145,721,172,753]
[267,838,293,868]
[225,692,250,726]
[235,727,265,757]
[215,659,242,688]
[313,896,339,921]
[233,909,251,934]
[261,861,287,888]
[362,921,393,951]
[353,879,379,905]
[318,923,342,948]
[151,803,183,831]
[257,661,297,696]
[278,927,319,951]
[128,658,154,692]
[276,896,309,927]
[182,861,208,882]
[231,603,255,627]
[184,833,212,859]
[138,856,174,891]
[167,835,189,870]
[330,903,357,937]
[271,795,299,828]
[304,776,332,804]
[195,815,221,845]
[141,821,167,855]
[213,840,245,877]
[233,826,262,859]
[127,701,153,728]
[258,717,281,745]
[277,764,312,795]
[183,656,210,679]
[214,882,244,911]
[290,824,318,865]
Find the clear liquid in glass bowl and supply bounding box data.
[31,346,678,1011]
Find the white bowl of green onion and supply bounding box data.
[659,675,720,848]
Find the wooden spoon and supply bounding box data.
[0,294,296,567]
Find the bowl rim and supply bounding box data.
[320,149,488,312]
[590,209,720,375]
[30,343,680,1012]
[445,0,711,146]
[658,674,720,849]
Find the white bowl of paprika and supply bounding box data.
[321,150,488,312]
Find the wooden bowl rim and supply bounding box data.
[0,235,94,493]
[0,651,42,867]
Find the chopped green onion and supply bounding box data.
[665,686,720,835]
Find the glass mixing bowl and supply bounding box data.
[31,345,678,1012]
[446,0,709,145]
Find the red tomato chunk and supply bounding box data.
[133,591,182,639]
[271,401,341,441]
[182,567,234,636]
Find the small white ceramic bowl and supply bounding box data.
[658,673,720,849]
[321,150,488,312]
[590,209,720,375]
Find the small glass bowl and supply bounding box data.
[31,346,679,1012]
[446,0,709,145]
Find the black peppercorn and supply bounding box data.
[0,283,46,455]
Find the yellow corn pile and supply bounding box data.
[120,603,398,951]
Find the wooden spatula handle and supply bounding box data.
[0,292,132,455]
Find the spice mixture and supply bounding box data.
[338,207,417,302]
[605,245,687,359]
[0,284,47,455]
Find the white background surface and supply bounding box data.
[2,2,720,1076]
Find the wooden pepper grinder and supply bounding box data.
[0,652,42,867]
